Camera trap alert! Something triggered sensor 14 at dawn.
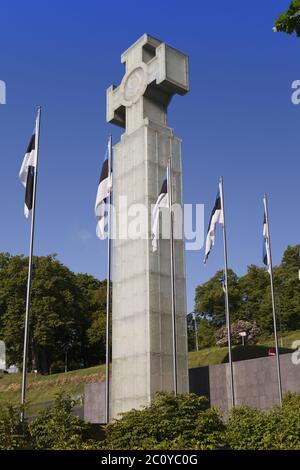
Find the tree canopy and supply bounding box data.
[275,1,300,37]
[194,245,300,345]
[0,253,107,374]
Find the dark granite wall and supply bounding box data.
[189,352,300,412]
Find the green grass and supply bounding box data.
[188,329,300,369]
[188,344,292,369]
[0,364,105,407]
[259,329,300,349]
[0,329,299,409]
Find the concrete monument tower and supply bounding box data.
[107,34,189,418]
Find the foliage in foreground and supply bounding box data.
[226,392,300,450]
[275,1,300,37]
[28,393,98,450]
[101,392,225,450]
[0,393,100,450]
[0,404,29,450]
[1,391,300,450]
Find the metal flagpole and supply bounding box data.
[168,140,178,395]
[194,312,199,352]
[105,135,113,423]
[219,176,235,408]
[264,194,283,406]
[21,107,41,418]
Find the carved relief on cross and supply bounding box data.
[106,34,189,134]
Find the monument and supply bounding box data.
[107,34,189,418]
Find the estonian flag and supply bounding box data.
[152,173,169,252]
[219,273,227,293]
[263,209,271,274]
[204,184,224,263]
[95,147,112,239]
[19,133,36,218]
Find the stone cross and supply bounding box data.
[107,34,189,133]
[107,34,189,419]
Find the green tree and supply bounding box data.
[238,265,271,331]
[275,1,300,37]
[274,245,300,332]
[194,269,241,326]
[281,244,300,270]
[187,313,216,351]
[0,253,107,374]
[86,280,111,362]
[238,246,300,333]
[0,254,84,373]
[196,318,216,349]
[194,246,300,336]
[75,273,107,368]
[186,312,196,351]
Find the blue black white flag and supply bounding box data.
[204,183,224,263]
[219,273,227,293]
[263,206,271,274]
[95,143,112,239]
[152,173,169,252]
[19,132,36,218]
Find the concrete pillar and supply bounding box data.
[107,34,189,418]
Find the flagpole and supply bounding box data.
[21,106,41,418]
[263,194,283,406]
[168,140,178,395]
[219,176,235,408]
[105,135,112,423]
[194,312,199,352]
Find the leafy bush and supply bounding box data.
[265,393,300,450]
[1,391,300,450]
[282,390,300,409]
[0,403,30,450]
[226,406,271,450]
[226,393,300,450]
[29,393,98,450]
[101,392,226,450]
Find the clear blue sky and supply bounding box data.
[0,0,299,312]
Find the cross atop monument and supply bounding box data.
[107,34,189,134]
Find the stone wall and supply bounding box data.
[84,353,300,423]
[189,352,300,412]
[84,382,107,424]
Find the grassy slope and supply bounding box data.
[0,365,105,408]
[0,330,299,407]
[189,329,299,368]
